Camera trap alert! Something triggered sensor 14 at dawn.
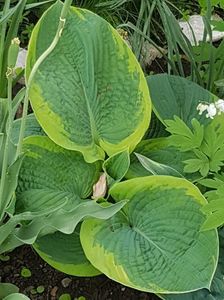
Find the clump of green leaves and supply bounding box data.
[166,116,224,176]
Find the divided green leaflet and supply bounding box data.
[26,1,151,163]
[81,176,218,293]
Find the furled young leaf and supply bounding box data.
[126,138,200,181]
[166,117,204,151]
[34,225,100,276]
[135,153,183,177]
[81,176,218,293]
[158,228,224,300]
[26,1,151,163]
[146,74,217,126]
[103,149,130,183]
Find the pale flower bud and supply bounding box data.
[92,173,107,200]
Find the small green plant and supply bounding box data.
[21,267,32,278]
[59,294,71,300]
[36,286,44,294]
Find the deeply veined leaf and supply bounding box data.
[147,74,217,126]
[158,228,224,300]
[17,135,101,209]
[81,176,218,293]
[34,226,100,276]
[26,1,151,163]
[14,136,126,246]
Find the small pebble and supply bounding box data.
[61,277,72,288]
[50,286,58,298]
[121,287,126,292]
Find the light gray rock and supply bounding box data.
[179,14,224,45]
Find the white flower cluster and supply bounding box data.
[197,99,224,119]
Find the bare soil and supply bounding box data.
[0,246,160,300]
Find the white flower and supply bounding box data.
[197,103,209,115]
[215,99,224,114]
[206,103,217,119]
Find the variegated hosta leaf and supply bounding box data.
[80,176,218,293]
[14,136,126,245]
[17,135,101,211]
[34,225,100,276]
[158,228,224,300]
[26,1,151,163]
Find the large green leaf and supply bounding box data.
[81,176,218,293]
[158,228,224,300]
[3,294,30,300]
[0,283,19,299]
[26,1,151,163]
[5,136,126,249]
[17,135,101,210]
[147,74,217,126]
[34,225,100,276]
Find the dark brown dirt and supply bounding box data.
[0,246,160,300]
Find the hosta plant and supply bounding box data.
[3,0,222,298]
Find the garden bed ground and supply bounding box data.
[0,246,159,300]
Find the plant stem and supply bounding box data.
[0,0,11,87]
[16,0,73,157]
[0,74,13,221]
